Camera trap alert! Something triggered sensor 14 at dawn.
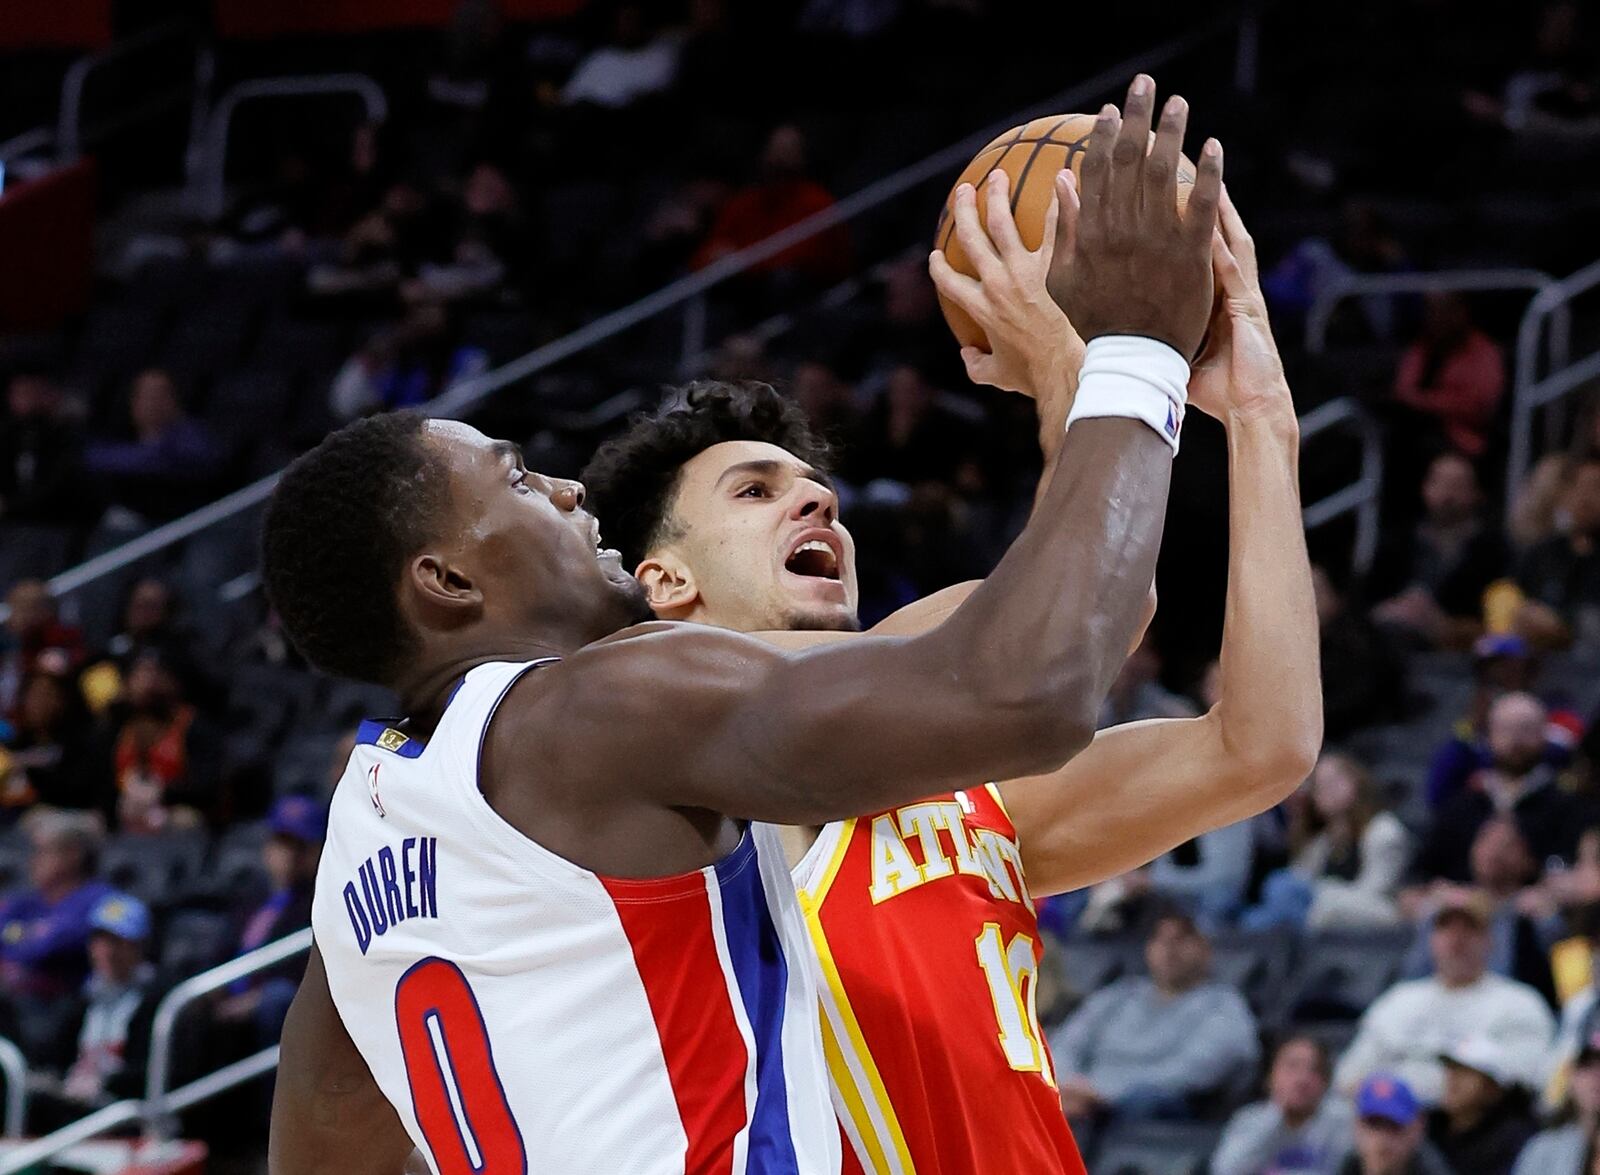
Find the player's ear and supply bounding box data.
[635,552,698,618]
[406,553,483,619]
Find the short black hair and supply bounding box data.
[581,381,832,568]
[261,412,451,684]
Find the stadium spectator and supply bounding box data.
[0,371,84,585]
[789,359,862,450]
[1337,1075,1453,1175]
[1463,1,1600,141]
[1050,910,1259,1121]
[560,3,682,110]
[0,810,113,1059]
[692,124,852,286]
[1422,633,1581,810]
[1426,1035,1539,1175]
[1509,396,1600,549]
[1391,291,1507,460]
[1261,200,1411,342]
[1097,634,1198,729]
[78,578,201,719]
[100,646,220,834]
[1517,1001,1600,1174]
[1333,890,1554,1104]
[0,665,97,814]
[1516,454,1600,649]
[1413,691,1591,883]
[1241,752,1409,932]
[1212,1036,1354,1175]
[83,369,224,526]
[401,162,528,307]
[1314,565,1407,739]
[26,892,166,1131]
[329,300,490,421]
[1403,818,1559,1006]
[1370,452,1509,646]
[0,579,84,720]
[843,364,970,489]
[213,795,322,1043]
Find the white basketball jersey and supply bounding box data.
[313,660,839,1175]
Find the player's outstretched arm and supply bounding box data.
[999,189,1323,897]
[270,945,417,1175]
[514,77,1221,828]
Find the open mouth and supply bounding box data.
[784,538,841,581]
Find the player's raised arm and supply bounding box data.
[527,76,1223,826]
[999,187,1322,895]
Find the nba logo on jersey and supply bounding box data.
[367,762,385,817]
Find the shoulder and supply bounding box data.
[1479,973,1553,1011]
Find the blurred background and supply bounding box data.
[1,0,1600,1171]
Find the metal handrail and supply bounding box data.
[144,926,313,1135]
[24,13,1249,617]
[1299,397,1384,575]
[193,76,389,221]
[0,1099,143,1175]
[0,128,54,168]
[1507,254,1600,512]
[1305,268,1557,355]
[0,1038,26,1138]
[59,22,194,163]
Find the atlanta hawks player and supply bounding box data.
[265,77,1214,1174]
[580,80,1320,1172]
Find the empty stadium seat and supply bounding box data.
[159,908,236,975]
[1207,929,1298,1022]
[99,831,211,909]
[1054,935,1139,1008]
[1091,1120,1222,1175]
[1276,927,1415,1025]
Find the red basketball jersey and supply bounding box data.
[794,784,1087,1174]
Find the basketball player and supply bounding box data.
[577,89,1320,1173]
[266,77,1225,1175]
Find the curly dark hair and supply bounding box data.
[581,381,833,569]
[261,412,452,685]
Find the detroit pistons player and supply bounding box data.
[263,83,1206,1175]
[581,81,1321,1172]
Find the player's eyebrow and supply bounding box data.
[490,440,525,470]
[715,459,835,493]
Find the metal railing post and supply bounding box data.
[195,76,388,222]
[1298,398,1385,576]
[0,1039,27,1138]
[57,23,192,164]
[144,927,313,1138]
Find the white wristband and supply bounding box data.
[1065,335,1190,455]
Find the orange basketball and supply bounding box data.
[935,113,1196,350]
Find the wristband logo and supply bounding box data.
[1165,402,1183,441]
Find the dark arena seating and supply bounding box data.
[3,0,1600,1171]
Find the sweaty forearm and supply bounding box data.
[1211,408,1322,777]
[930,407,1173,769]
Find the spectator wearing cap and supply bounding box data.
[1427,1035,1538,1175]
[1334,890,1554,1105]
[1517,1004,1600,1174]
[1412,692,1592,885]
[1049,910,1259,1122]
[1212,1035,1354,1175]
[27,892,166,1132]
[213,796,324,1043]
[1402,820,1559,1007]
[1370,451,1510,648]
[97,645,220,834]
[1336,1075,1453,1175]
[1423,634,1581,812]
[0,810,113,1059]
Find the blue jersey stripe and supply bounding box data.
[715,838,800,1174]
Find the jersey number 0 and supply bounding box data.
[396,958,528,1174]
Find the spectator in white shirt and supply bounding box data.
[1334,890,1555,1105]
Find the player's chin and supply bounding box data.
[785,601,862,634]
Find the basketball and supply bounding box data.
[935,113,1197,350]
